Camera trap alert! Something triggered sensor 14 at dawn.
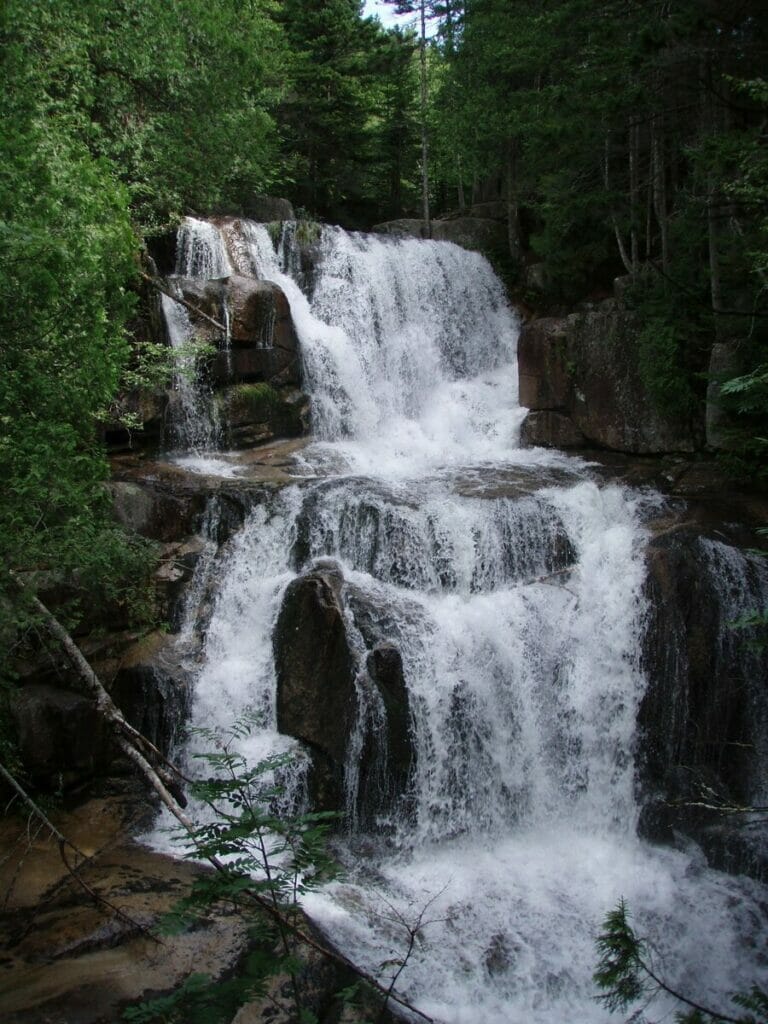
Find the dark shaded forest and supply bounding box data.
[1,0,767,737]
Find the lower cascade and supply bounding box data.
[154,218,768,1023]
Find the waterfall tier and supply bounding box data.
[154,217,768,1024]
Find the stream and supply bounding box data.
[152,218,768,1023]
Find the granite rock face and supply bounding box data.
[638,525,768,879]
[519,301,700,454]
[273,563,416,822]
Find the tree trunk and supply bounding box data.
[505,135,521,262]
[457,153,466,211]
[629,119,640,272]
[419,0,431,238]
[651,115,670,272]
[604,134,633,274]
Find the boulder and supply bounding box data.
[215,383,308,448]
[520,410,587,449]
[517,317,571,411]
[431,216,507,252]
[518,304,700,454]
[274,564,357,810]
[103,389,168,450]
[106,479,202,542]
[154,537,207,631]
[638,526,768,878]
[107,632,190,757]
[178,275,302,388]
[243,195,295,222]
[274,565,417,823]
[363,643,414,806]
[9,631,191,789]
[10,685,112,785]
[372,218,427,239]
[567,305,698,453]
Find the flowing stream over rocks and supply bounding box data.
[155,219,768,1023]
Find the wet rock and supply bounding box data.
[567,304,699,453]
[638,525,768,879]
[484,931,515,977]
[103,388,168,451]
[518,304,701,454]
[243,195,295,222]
[372,219,428,239]
[0,793,400,1024]
[107,632,190,757]
[153,536,207,631]
[0,797,250,1024]
[359,643,415,824]
[177,275,302,388]
[518,317,571,411]
[107,478,203,543]
[10,685,111,785]
[521,410,587,449]
[216,383,308,448]
[274,565,417,824]
[373,215,507,253]
[431,217,507,252]
[9,631,190,790]
[274,565,358,811]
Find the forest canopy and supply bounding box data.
[1,0,767,663]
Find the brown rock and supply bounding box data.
[216,383,308,448]
[518,305,701,454]
[274,564,357,810]
[243,195,295,222]
[431,217,507,252]
[520,410,587,449]
[10,684,112,784]
[517,317,571,410]
[0,797,249,1024]
[567,304,698,453]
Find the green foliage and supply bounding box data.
[0,0,288,711]
[124,717,339,1024]
[294,219,323,247]
[595,900,768,1024]
[594,899,648,1011]
[3,0,286,234]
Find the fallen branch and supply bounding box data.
[0,762,160,944]
[141,272,300,358]
[141,272,228,334]
[7,574,436,1022]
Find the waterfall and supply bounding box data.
[154,218,767,1024]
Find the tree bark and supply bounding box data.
[6,574,437,1023]
[651,115,670,272]
[419,0,431,238]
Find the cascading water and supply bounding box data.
[156,217,768,1023]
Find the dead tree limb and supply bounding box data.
[6,575,438,1022]
[0,762,160,943]
[141,272,228,334]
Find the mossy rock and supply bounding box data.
[216,383,307,445]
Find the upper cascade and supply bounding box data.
[165,216,529,478]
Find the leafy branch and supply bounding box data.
[594,899,767,1024]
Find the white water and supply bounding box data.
[157,218,768,1023]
